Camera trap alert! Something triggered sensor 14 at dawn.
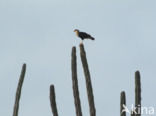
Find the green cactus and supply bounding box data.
[50,85,59,116]
[80,43,96,116]
[13,64,26,116]
[120,91,126,116]
[71,47,83,116]
[135,71,141,116]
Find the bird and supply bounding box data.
[74,29,95,41]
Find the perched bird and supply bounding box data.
[74,29,95,41]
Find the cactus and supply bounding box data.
[50,85,59,116]
[135,71,141,116]
[120,71,142,116]
[13,64,26,116]
[10,45,143,116]
[79,43,96,116]
[120,91,126,116]
[71,47,83,116]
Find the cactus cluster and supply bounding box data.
[12,44,142,116]
[120,71,141,116]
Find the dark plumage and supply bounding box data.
[74,29,95,40]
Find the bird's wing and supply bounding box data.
[79,32,92,38]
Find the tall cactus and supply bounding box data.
[135,71,141,116]
[50,85,59,116]
[13,64,26,116]
[120,91,126,116]
[71,47,83,116]
[79,43,96,116]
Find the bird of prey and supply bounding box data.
[74,29,95,41]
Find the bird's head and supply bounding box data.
[74,29,79,36]
[74,29,79,33]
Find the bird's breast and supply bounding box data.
[75,31,79,36]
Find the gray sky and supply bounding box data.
[0,0,156,116]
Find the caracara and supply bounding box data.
[74,29,95,41]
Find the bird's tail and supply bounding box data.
[90,37,95,40]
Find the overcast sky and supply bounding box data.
[0,0,156,116]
